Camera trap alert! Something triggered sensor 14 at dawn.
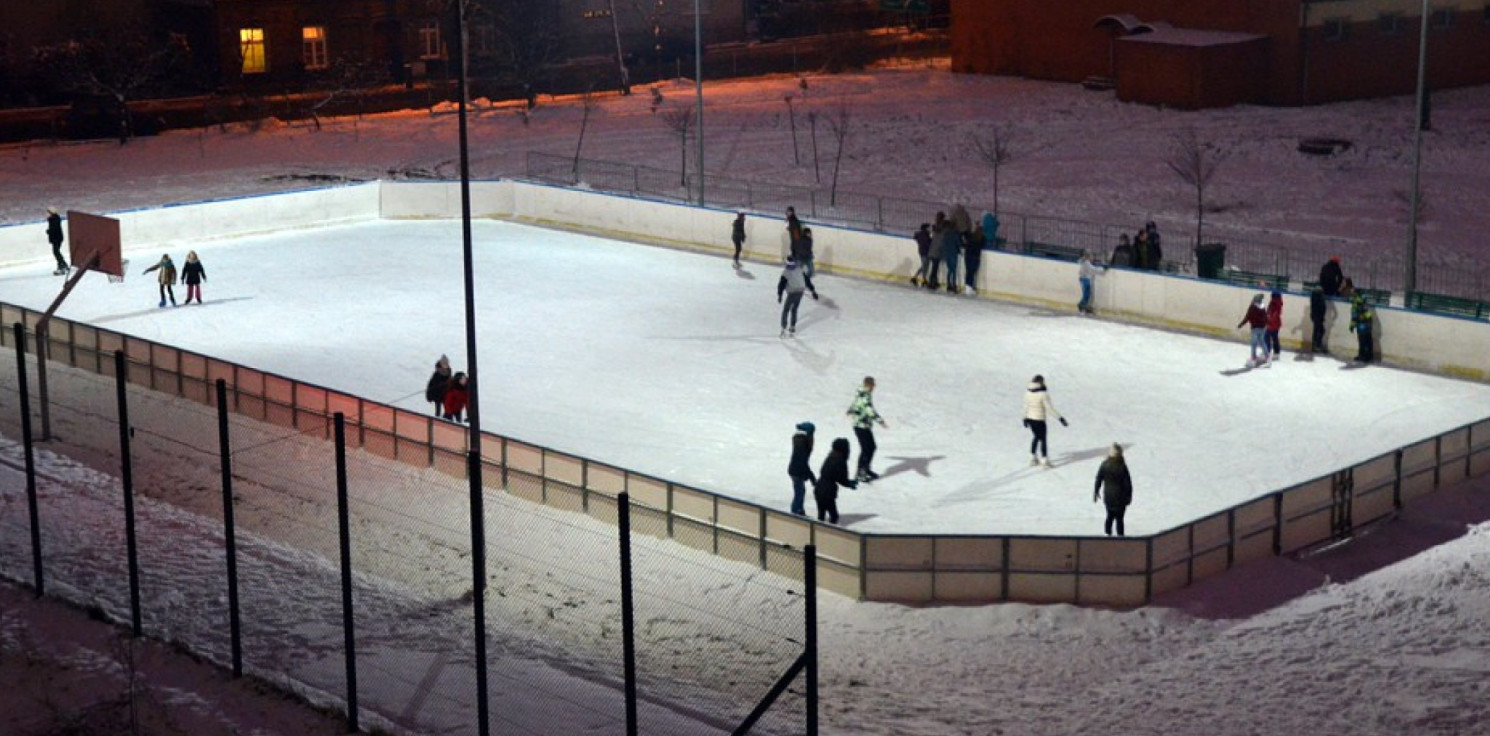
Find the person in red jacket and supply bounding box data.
[1236,293,1269,366]
[1264,290,1284,361]
[442,371,469,423]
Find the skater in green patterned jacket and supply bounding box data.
[847,376,888,483]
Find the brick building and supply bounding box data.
[950,0,1490,108]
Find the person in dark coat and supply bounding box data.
[442,371,469,423]
[731,212,746,266]
[141,254,178,307]
[1093,443,1133,537]
[425,354,452,415]
[1143,221,1163,270]
[1110,234,1135,267]
[788,422,816,515]
[46,207,68,274]
[963,224,986,294]
[813,437,858,524]
[180,250,207,304]
[1319,256,1344,297]
[911,223,932,286]
[793,227,818,280]
[1309,288,1328,353]
[1346,279,1375,363]
[785,206,802,250]
[1132,229,1153,270]
[926,211,947,289]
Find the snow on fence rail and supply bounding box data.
[6,300,1489,607]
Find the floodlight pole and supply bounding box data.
[1404,0,1430,295]
[694,0,704,206]
[454,3,491,735]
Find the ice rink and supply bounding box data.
[5,217,1490,536]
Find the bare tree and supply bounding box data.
[486,0,561,107]
[1165,128,1226,248]
[784,94,801,165]
[807,111,820,182]
[305,56,388,135]
[32,27,188,145]
[968,125,1015,214]
[660,104,696,188]
[572,87,599,180]
[825,102,853,207]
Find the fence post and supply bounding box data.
[1271,492,1283,555]
[1393,449,1404,509]
[14,323,44,596]
[1143,537,1153,604]
[333,414,359,732]
[1226,509,1236,569]
[618,492,638,736]
[805,544,818,736]
[876,197,884,232]
[115,350,143,637]
[468,445,491,736]
[217,379,243,678]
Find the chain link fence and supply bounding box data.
[525,151,1490,301]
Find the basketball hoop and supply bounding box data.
[108,259,129,284]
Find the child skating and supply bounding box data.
[181,251,207,304]
[142,254,178,307]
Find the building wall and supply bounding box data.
[1116,38,1269,109]
[950,0,1490,106]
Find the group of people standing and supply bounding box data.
[911,205,995,295]
[141,251,207,307]
[424,354,471,423]
[787,376,888,524]
[1109,222,1164,271]
[1252,256,1376,366]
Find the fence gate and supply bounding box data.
[1330,469,1354,539]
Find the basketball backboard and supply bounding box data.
[66,211,123,278]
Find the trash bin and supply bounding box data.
[1195,243,1226,279]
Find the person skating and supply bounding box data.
[1023,375,1066,467]
[926,212,947,289]
[813,437,857,524]
[847,376,888,482]
[793,227,818,281]
[1309,288,1329,353]
[731,212,746,267]
[1318,256,1344,297]
[1346,280,1375,363]
[442,371,469,423]
[963,224,985,294]
[1077,251,1105,314]
[46,207,68,275]
[141,254,178,307]
[788,422,816,516]
[776,257,815,336]
[425,354,452,416]
[1265,290,1283,360]
[911,223,932,286]
[1093,443,1133,537]
[180,250,207,304]
[1236,293,1269,366]
[785,206,802,250]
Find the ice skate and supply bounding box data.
[865,469,880,481]
[780,328,788,338]
[158,299,166,308]
[1040,457,1053,468]
[1030,455,1040,467]
[789,325,796,336]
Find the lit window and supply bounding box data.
[419,22,442,59]
[303,26,328,70]
[1322,18,1348,43]
[240,28,266,74]
[1378,13,1404,36]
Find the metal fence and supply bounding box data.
[525,151,1490,301]
[0,314,816,736]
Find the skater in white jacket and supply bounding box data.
[1023,375,1067,467]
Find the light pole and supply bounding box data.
[453,3,490,735]
[694,0,705,205]
[1405,0,1429,295]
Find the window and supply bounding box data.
[470,23,496,55]
[419,22,442,59]
[302,26,328,70]
[1378,13,1404,36]
[239,28,266,74]
[1322,17,1348,43]
[1431,7,1454,28]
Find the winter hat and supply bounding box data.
[1109,443,1124,458]
[1252,293,1265,305]
[1270,290,1282,298]
[785,257,797,267]
[1330,256,1341,264]
[796,421,815,434]
[831,437,851,455]
[46,206,58,215]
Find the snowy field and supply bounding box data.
[6,216,1490,536]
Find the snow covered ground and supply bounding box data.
[4,65,1490,734]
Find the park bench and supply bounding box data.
[1302,280,1391,306]
[1218,269,1289,291]
[1405,291,1490,320]
[1024,241,1085,262]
